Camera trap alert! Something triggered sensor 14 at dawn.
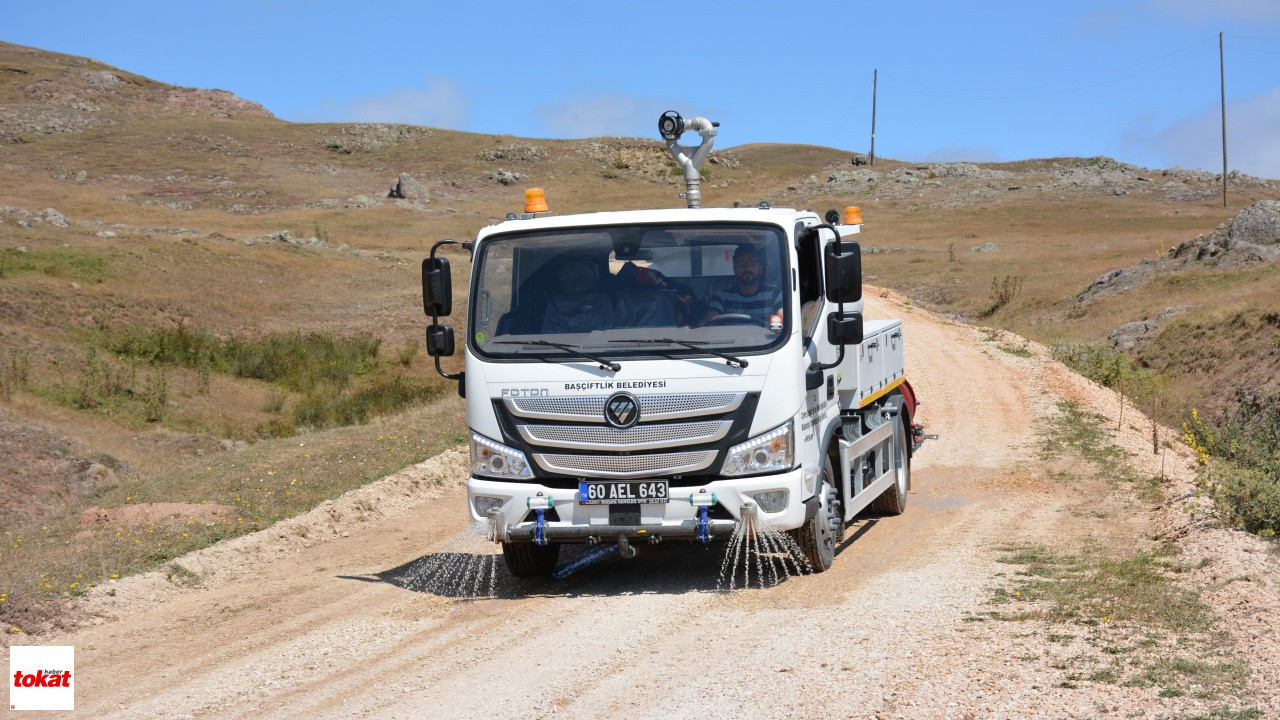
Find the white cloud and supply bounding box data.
[1147,0,1280,24]
[1143,86,1280,179]
[334,78,468,129]
[535,93,690,138]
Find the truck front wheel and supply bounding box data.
[501,541,560,578]
[790,456,837,572]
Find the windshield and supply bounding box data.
[469,222,790,360]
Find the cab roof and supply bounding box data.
[476,206,821,241]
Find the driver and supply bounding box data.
[701,245,784,330]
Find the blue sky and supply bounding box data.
[6,0,1280,178]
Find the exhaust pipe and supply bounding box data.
[658,111,718,209]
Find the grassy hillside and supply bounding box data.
[1,40,1278,626]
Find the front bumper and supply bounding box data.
[468,467,811,544]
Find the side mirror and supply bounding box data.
[827,311,864,346]
[422,257,452,317]
[824,241,863,304]
[425,324,455,357]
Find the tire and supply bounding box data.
[870,419,910,516]
[790,456,838,572]
[501,541,560,578]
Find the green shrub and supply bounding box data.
[1052,343,1168,409]
[981,275,1024,317]
[396,339,418,367]
[292,376,445,430]
[254,417,296,440]
[104,326,382,392]
[0,248,108,283]
[95,324,443,430]
[1185,390,1280,537]
[0,347,31,399]
[262,390,287,414]
[142,367,167,423]
[1208,463,1280,537]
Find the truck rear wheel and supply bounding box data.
[790,457,837,572]
[501,541,560,578]
[870,420,910,515]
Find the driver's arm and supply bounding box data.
[699,294,725,326]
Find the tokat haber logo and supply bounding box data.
[9,646,74,711]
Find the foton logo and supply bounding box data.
[9,646,74,711]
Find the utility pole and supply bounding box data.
[1220,31,1228,208]
[870,68,878,166]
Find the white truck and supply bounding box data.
[421,112,924,577]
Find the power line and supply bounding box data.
[822,71,875,147]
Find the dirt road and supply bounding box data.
[46,292,1277,719]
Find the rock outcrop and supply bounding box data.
[1078,200,1280,306]
[388,173,427,202]
[1108,306,1190,352]
[1167,199,1280,268]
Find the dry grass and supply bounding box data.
[0,395,466,626]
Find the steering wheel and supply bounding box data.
[706,313,755,326]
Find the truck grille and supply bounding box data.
[506,392,744,423]
[517,420,731,451]
[497,392,756,481]
[533,450,718,479]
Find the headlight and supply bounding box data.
[470,432,532,479]
[720,421,794,477]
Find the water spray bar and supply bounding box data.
[505,521,739,543]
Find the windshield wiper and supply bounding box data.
[492,340,621,372]
[609,339,748,369]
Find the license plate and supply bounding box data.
[578,480,669,505]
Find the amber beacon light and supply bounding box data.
[844,206,863,225]
[525,188,549,214]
